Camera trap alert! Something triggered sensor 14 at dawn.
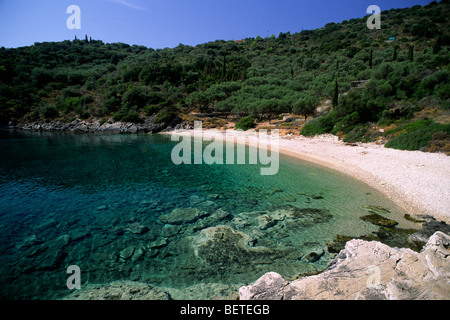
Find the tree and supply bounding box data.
[369,49,373,69]
[332,79,339,107]
[255,99,283,123]
[408,45,414,62]
[293,95,319,121]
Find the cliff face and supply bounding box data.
[240,231,450,300]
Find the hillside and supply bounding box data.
[1,1,449,152]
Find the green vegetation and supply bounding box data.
[385,119,450,151]
[1,1,449,154]
[235,115,256,131]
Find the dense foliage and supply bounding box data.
[0,1,449,150]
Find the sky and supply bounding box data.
[0,0,436,49]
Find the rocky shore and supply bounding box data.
[13,117,187,134]
[63,218,449,300]
[240,230,450,300]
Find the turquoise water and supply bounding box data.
[0,129,415,299]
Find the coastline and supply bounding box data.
[164,128,450,224]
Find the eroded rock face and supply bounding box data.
[240,231,450,300]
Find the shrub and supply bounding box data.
[344,124,370,142]
[301,112,335,136]
[385,120,450,151]
[41,104,59,119]
[155,106,177,124]
[121,110,143,123]
[235,115,256,131]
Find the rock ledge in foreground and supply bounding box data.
[240,231,450,300]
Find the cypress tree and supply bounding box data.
[369,49,373,69]
[408,45,414,62]
[393,46,398,61]
[332,79,339,107]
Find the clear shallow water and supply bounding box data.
[0,129,416,299]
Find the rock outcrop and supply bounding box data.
[14,116,184,134]
[240,231,450,300]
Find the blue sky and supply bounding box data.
[0,0,435,49]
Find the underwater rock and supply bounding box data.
[63,280,171,300]
[119,246,135,261]
[297,192,324,200]
[159,207,208,225]
[258,214,277,230]
[131,246,145,262]
[271,187,283,194]
[273,206,333,227]
[302,248,325,263]
[364,205,391,215]
[191,208,232,231]
[148,237,167,249]
[127,222,149,235]
[161,224,181,238]
[192,225,275,265]
[360,213,398,228]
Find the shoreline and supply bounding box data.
[164,128,450,223]
[10,124,450,223]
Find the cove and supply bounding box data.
[0,129,418,299]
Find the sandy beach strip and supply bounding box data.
[164,129,450,223]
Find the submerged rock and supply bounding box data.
[127,222,149,235]
[159,207,208,225]
[258,214,277,230]
[364,205,391,215]
[161,224,181,238]
[240,231,450,300]
[63,280,171,300]
[119,246,135,261]
[302,248,325,263]
[360,213,398,228]
[192,225,275,265]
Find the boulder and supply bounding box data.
[240,231,450,300]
